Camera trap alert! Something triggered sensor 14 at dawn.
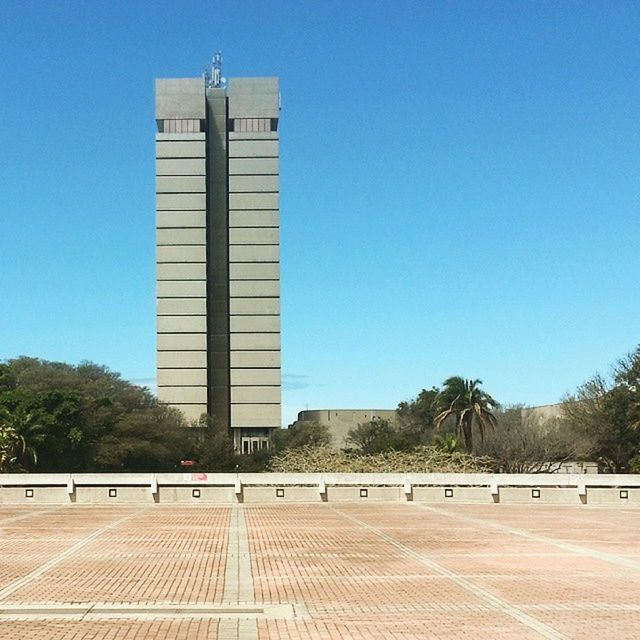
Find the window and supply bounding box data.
[25,489,34,498]
[233,118,272,133]
[532,489,541,499]
[192,489,201,499]
[359,488,368,498]
[108,488,117,498]
[157,119,205,133]
[444,488,454,498]
[620,490,629,500]
[276,488,285,498]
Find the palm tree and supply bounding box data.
[433,377,498,452]
[433,433,462,454]
[0,406,46,471]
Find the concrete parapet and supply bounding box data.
[1,473,640,505]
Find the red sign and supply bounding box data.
[180,460,195,467]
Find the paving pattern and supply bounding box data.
[0,502,639,639]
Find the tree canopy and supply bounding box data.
[433,377,499,452]
[560,345,640,473]
[0,357,191,472]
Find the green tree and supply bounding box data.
[272,420,332,452]
[561,346,640,472]
[396,387,439,445]
[615,346,640,432]
[0,356,192,472]
[345,418,408,454]
[433,377,498,452]
[477,405,575,473]
[188,415,239,472]
[0,405,46,471]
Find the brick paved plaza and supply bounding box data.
[1,502,639,639]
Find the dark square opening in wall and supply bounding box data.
[444,488,454,498]
[532,488,541,499]
[276,488,285,498]
[25,488,34,498]
[359,488,368,498]
[108,488,117,498]
[192,489,201,499]
[620,489,629,500]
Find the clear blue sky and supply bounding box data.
[1,0,638,425]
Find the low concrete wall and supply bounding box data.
[412,486,494,503]
[1,473,639,505]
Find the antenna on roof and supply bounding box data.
[204,52,225,88]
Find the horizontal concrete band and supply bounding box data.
[230,299,280,315]
[156,141,206,159]
[157,281,207,297]
[229,193,278,209]
[0,603,300,620]
[157,246,206,262]
[157,193,207,209]
[157,369,207,386]
[2,473,640,504]
[228,133,279,142]
[158,334,281,350]
[228,140,278,158]
[158,328,280,351]
[157,263,207,280]
[228,175,278,192]
[158,387,207,404]
[231,369,281,385]
[231,316,280,332]
[156,221,279,234]
[157,228,206,245]
[229,211,279,228]
[229,351,280,367]
[155,134,207,142]
[156,379,281,400]
[157,211,206,229]
[229,245,279,262]
[156,175,206,193]
[229,280,280,297]
[228,157,278,174]
[229,228,279,245]
[232,406,280,428]
[157,316,206,332]
[157,351,207,367]
[229,263,279,280]
[156,158,206,175]
[157,299,206,315]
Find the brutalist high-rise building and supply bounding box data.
[155,64,280,453]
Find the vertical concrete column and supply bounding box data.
[227,78,282,445]
[205,88,231,428]
[155,78,208,421]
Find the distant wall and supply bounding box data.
[1,473,638,506]
[522,402,564,422]
[296,409,397,450]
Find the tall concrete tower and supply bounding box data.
[155,69,281,452]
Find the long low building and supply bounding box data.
[295,409,397,450]
[294,404,598,474]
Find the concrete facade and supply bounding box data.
[155,73,281,452]
[296,409,398,450]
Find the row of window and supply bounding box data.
[157,118,278,134]
[230,118,278,133]
[157,119,206,133]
